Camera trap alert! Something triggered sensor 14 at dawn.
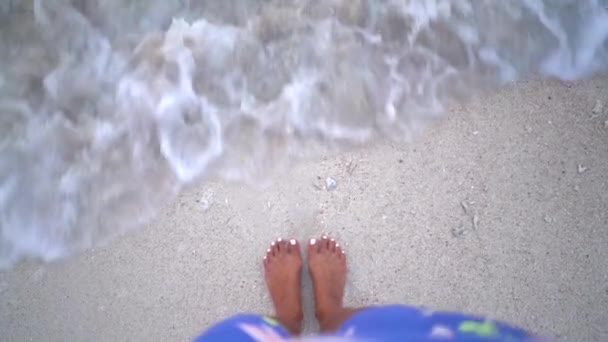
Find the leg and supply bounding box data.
[263,238,304,335]
[307,235,360,332]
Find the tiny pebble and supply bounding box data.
[325,177,337,191]
[577,164,588,174]
[451,226,466,238]
[592,100,603,115]
[460,201,470,215]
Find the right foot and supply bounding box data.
[308,236,347,325]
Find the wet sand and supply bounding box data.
[1,77,607,341]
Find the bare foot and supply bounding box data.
[308,236,355,332]
[263,238,304,335]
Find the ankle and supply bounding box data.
[316,307,359,333]
[314,294,343,321]
[287,311,304,324]
[280,317,302,335]
[276,311,303,333]
[315,306,340,324]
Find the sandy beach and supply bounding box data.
[1,77,607,341]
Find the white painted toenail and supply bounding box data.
[263,256,267,260]
[322,235,328,239]
[336,243,340,248]
[267,249,271,253]
[290,239,297,245]
[310,239,316,245]
[271,241,275,246]
[330,238,335,242]
[277,238,283,242]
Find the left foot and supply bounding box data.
[263,238,304,335]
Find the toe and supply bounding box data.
[275,238,284,253]
[276,238,289,255]
[270,240,279,256]
[287,239,301,255]
[329,238,337,252]
[321,235,330,252]
[333,240,346,261]
[308,238,318,255]
[266,247,273,260]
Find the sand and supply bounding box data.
[1,77,607,341]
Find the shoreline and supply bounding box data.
[1,76,607,341]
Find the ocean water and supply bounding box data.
[0,0,607,268]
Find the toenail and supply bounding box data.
[330,238,335,242]
[267,248,271,253]
[322,235,328,239]
[290,239,297,245]
[336,243,340,248]
[277,238,283,242]
[271,241,275,246]
[310,238,316,245]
